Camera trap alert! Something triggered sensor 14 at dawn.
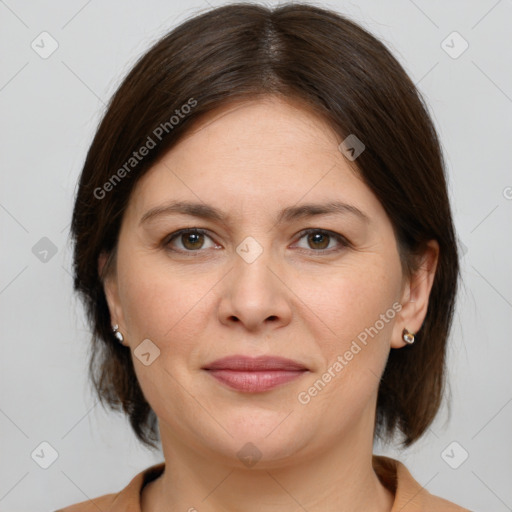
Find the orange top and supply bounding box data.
[56,455,472,511]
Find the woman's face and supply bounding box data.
[104,96,429,466]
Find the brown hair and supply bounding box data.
[71,2,460,448]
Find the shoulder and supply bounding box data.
[54,462,165,512]
[55,493,117,512]
[373,455,473,511]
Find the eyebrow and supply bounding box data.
[139,200,370,226]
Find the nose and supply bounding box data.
[217,240,293,333]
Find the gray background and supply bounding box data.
[1,1,511,510]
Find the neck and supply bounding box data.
[142,411,394,512]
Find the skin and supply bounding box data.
[101,96,438,512]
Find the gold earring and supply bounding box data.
[402,328,415,345]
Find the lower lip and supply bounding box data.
[205,369,306,392]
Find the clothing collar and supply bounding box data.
[60,455,470,511]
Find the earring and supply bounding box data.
[112,324,124,344]
[402,328,415,345]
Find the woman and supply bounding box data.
[58,3,471,511]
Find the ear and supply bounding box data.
[391,240,439,349]
[98,251,126,338]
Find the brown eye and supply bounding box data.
[164,228,216,252]
[295,229,349,253]
[181,232,205,250]
[307,232,330,250]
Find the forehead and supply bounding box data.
[181,95,342,149]
[124,97,381,224]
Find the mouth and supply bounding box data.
[202,355,309,392]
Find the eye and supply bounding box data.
[293,229,350,253]
[164,228,218,253]
[163,227,350,255]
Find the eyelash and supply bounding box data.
[162,228,351,255]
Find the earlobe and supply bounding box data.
[391,240,439,349]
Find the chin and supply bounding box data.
[216,434,310,470]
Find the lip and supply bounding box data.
[203,355,308,371]
[202,355,308,392]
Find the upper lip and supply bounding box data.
[203,355,308,371]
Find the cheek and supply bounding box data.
[292,257,402,415]
[294,258,401,351]
[296,274,397,411]
[118,254,220,353]
[116,256,218,422]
